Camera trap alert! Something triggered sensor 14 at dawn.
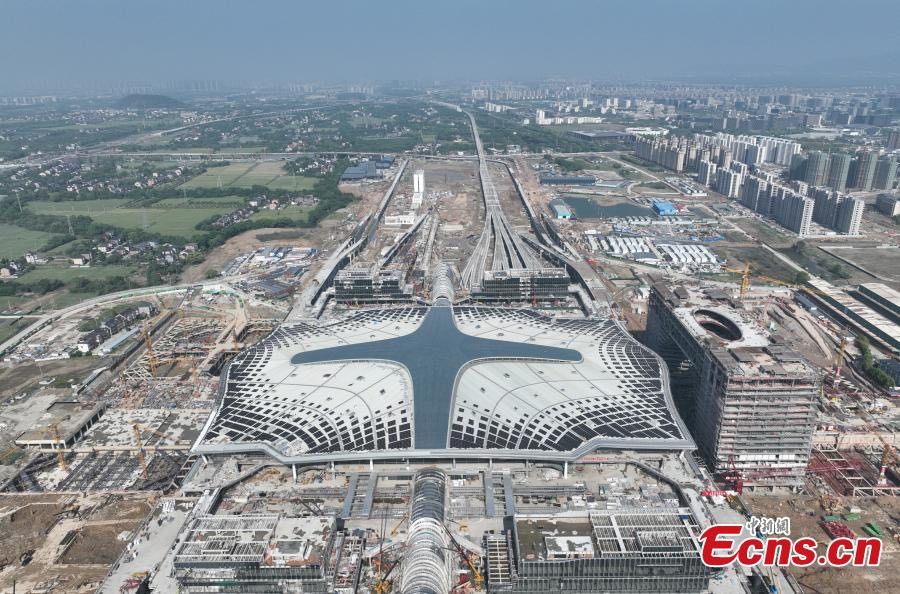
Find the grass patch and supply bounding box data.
[709,245,797,284]
[0,224,60,259]
[820,246,900,281]
[0,295,36,313]
[732,217,794,248]
[153,196,247,208]
[0,317,31,343]
[251,206,311,224]
[89,206,235,238]
[778,242,856,283]
[551,157,594,172]
[18,264,139,283]
[41,291,99,309]
[619,154,667,172]
[180,162,315,192]
[26,195,260,244]
[27,199,131,215]
[263,175,317,192]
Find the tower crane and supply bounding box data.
[444,522,484,590]
[49,423,67,471]
[142,325,158,376]
[867,426,900,487]
[132,423,147,478]
[723,263,751,301]
[833,334,849,389]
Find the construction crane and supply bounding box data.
[49,423,67,471]
[132,423,147,478]
[833,334,849,389]
[444,523,484,590]
[130,422,176,478]
[722,263,751,301]
[142,325,158,376]
[867,427,900,486]
[373,507,401,594]
[389,514,408,537]
[372,558,401,594]
[722,454,744,494]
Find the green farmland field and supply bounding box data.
[18,264,139,283]
[180,161,315,192]
[0,224,60,259]
[251,206,311,224]
[89,207,234,238]
[26,199,235,239]
[27,199,131,215]
[153,196,247,208]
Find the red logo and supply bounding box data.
[698,524,882,568]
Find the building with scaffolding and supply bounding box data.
[644,283,819,489]
[475,268,570,302]
[486,508,713,593]
[332,266,413,304]
[173,515,361,593]
[15,401,106,450]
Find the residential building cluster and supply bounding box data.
[790,150,897,192]
[635,133,802,174]
[739,171,865,237]
[4,158,193,197]
[77,304,158,353]
[875,192,900,217]
[483,102,512,113]
[534,109,604,126]
[634,132,877,237]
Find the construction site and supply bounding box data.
[0,101,898,594]
[0,280,284,514]
[0,492,159,593]
[143,454,717,594]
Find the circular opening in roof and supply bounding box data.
[693,309,743,341]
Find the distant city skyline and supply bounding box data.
[2,0,900,93]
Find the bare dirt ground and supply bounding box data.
[427,160,482,270]
[0,356,112,401]
[181,170,400,285]
[512,156,553,219]
[819,245,900,285]
[0,492,156,592]
[743,494,900,593]
[58,523,131,565]
[179,220,344,283]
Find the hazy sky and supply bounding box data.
[2,0,899,90]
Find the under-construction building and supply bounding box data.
[644,283,819,489]
[173,515,363,593]
[474,268,569,302]
[332,265,412,304]
[487,509,713,593]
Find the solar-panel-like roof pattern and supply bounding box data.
[197,305,692,462]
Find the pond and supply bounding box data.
[562,196,654,219]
